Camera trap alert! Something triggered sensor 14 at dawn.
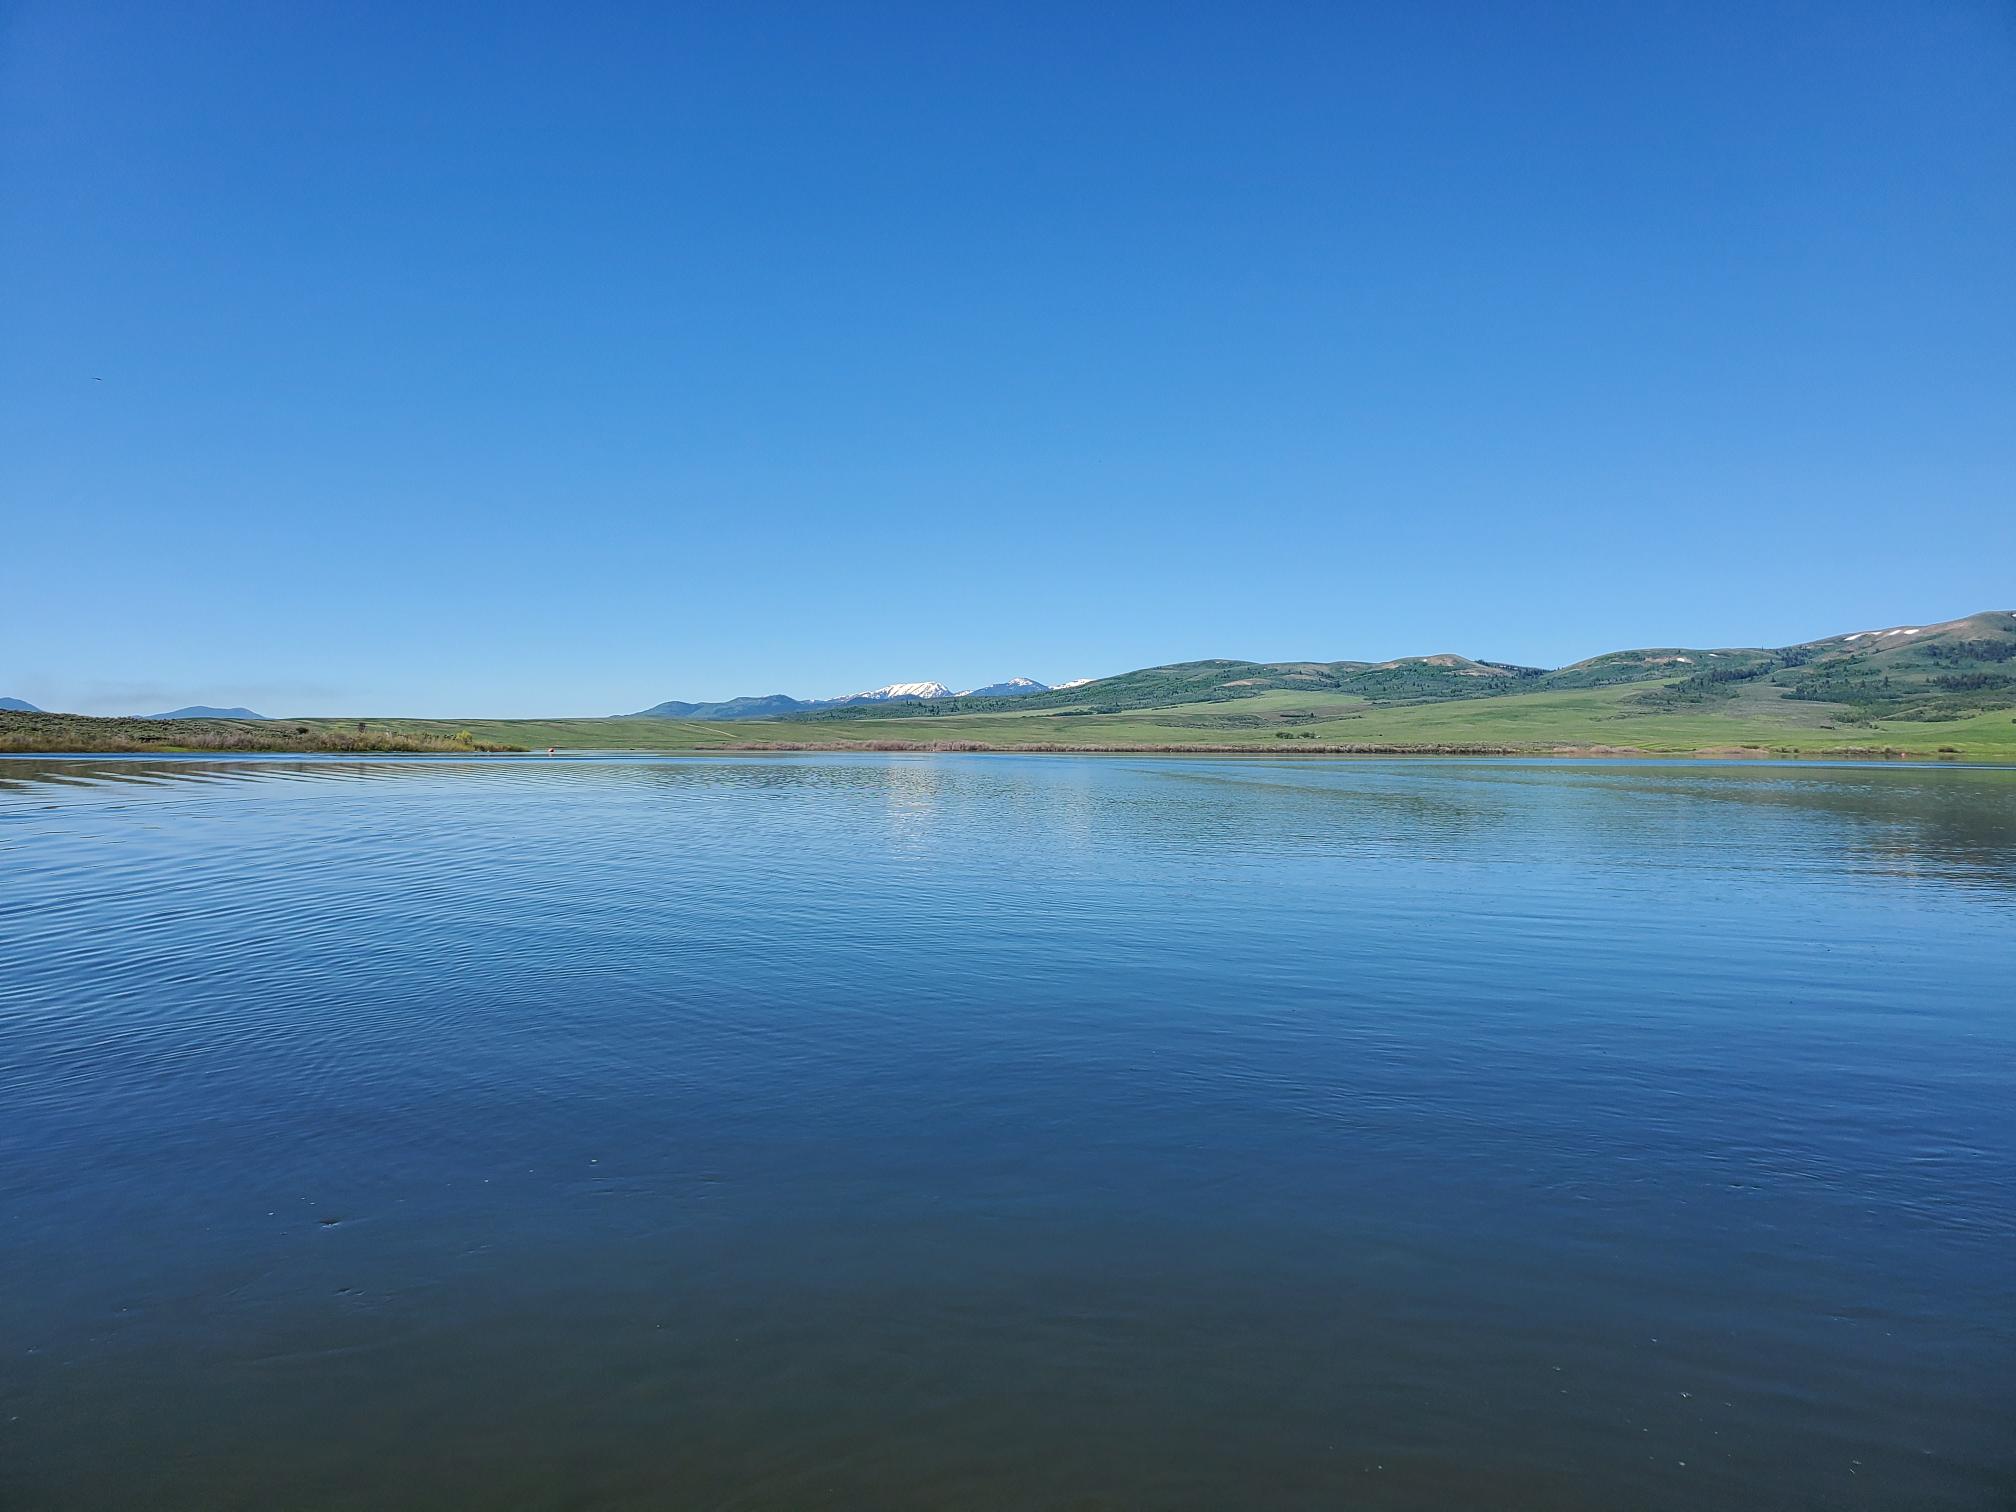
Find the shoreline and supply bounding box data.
[652,739,1974,760]
[1,740,1987,763]
[3,710,1996,763]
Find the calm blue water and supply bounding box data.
[2,754,2012,1509]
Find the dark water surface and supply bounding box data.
[3,755,2012,1510]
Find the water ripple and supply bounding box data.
[2,755,2013,1511]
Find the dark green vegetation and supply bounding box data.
[0,712,522,754]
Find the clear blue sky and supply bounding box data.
[4,1,2011,716]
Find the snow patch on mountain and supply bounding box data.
[955,677,1049,697]
[832,681,953,703]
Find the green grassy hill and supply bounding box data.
[762,611,2016,729]
[680,608,2014,757]
[809,652,1546,719]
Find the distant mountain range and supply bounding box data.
[624,610,2016,727]
[0,699,269,720]
[632,678,1059,719]
[0,700,271,721]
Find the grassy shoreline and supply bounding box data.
[677,739,1964,759]
[0,719,1991,763]
[7,701,2011,762]
[0,712,523,754]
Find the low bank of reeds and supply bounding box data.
[0,712,522,754]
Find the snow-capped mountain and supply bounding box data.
[956,677,1049,698]
[1050,677,1095,691]
[631,676,1076,719]
[832,681,953,703]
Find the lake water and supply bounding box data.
[2,754,2012,1509]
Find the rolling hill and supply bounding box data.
[632,694,812,720]
[599,608,2016,757]
[799,611,2016,724]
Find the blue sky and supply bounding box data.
[3,1,2011,716]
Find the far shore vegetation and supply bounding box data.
[5,703,2009,762]
[9,611,2012,761]
[0,712,522,755]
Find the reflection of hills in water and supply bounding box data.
[1456,762,2016,894]
[5,755,2012,897]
